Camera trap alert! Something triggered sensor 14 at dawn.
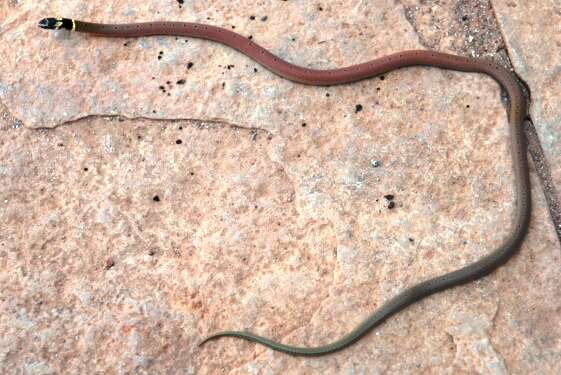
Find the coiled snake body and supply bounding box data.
[39,17,531,356]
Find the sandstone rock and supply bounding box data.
[1,1,559,374]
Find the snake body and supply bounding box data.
[39,17,531,356]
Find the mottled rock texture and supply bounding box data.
[1,1,559,374]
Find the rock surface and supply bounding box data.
[1,1,559,374]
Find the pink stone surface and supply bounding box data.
[1,1,559,374]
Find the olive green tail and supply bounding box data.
[198,330,365,356]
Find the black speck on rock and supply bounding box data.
[153,195,161,202]
[355,104,363,113]
[384,194,395,201]
[388,201,396,209]
[177,79,186,85]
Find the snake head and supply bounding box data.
[38,18,73,30]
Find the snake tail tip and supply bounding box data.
[198,331,242,347]
[197,334,219,347]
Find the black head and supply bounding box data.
[38,18,74,30]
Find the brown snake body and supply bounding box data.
[39,17,532,356]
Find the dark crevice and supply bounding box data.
[524,118,561,244]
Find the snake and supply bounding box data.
[39,17,532,356]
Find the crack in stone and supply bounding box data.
[401,3,435,50]
[38,113,274,138]
[524,119,561,245]
[490,298,501,329]
[444,332,458,367]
